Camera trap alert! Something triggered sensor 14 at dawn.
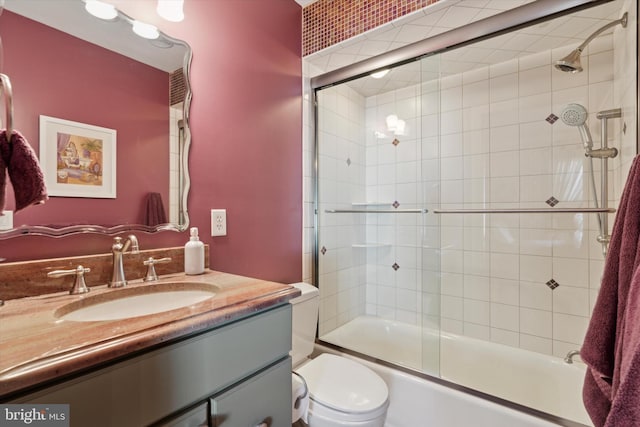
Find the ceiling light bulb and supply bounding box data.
[85,0,118,20]
[371,69,390,79]
[132,21,160,39]
[157,0,185,22]
[386,114,398,131]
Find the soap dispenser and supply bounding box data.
[184,227,205,275]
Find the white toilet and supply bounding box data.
[290,282,389,426]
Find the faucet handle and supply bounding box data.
[143,257,172,282]
[48,265,91,295]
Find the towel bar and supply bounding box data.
[325,209,428,214]
[433,208,615,214]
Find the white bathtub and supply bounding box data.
[320,316,591,426]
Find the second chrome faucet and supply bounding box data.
[109,235,139,288]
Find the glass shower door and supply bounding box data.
[315,58,440,375]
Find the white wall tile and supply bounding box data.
[520,282,552,311]
[553,313,589,344]
[490,302,519,332]
[491,278,519,305]
[520,307,552,338]
[553,286,590,317]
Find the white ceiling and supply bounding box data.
[305,0,627,97]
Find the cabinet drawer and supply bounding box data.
[16,304,292,426]
[211,358,292,427]
[156,402,208,427]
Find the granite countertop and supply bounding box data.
[0,270,300,400]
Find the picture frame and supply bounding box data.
[39,115,117,198]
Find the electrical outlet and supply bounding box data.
[211,209,227,236]
[0,211,13,230]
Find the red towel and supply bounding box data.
[143,192,167,226]
[582,155,640,426]
[0,130,48,212]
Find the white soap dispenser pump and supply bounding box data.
[184,227,205,275]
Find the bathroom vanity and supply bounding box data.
[0,269,299,426]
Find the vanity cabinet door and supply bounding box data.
[210,358,292,427]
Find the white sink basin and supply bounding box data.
[56,283,217,322]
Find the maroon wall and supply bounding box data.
[0,11,170,228]
[0,0,303,284]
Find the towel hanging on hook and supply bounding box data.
[0,73,14,143]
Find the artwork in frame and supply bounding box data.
[39,115,116,198]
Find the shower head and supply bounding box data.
[561,103,593,150]
[555,12,627,73]
[555,49,583,73]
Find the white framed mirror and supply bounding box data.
[0,0,192,238]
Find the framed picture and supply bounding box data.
[39,115,116,198]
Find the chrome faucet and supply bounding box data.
[109,235,140,288]
[564,349,581,364]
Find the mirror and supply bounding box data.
[0,0,192,238]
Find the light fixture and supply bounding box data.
[371,69,390,79]
[132,21,160,39]
[386,114,405,135]
[157,0,185,22]
[84,0,118,20]
[386,114,398,130]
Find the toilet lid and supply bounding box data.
[296,353,389,413]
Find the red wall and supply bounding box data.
[0,11,170,227]
[0,0,303,284]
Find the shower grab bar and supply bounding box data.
[325,209,428,214]
[0,74,14,142]
[433,208,615,214]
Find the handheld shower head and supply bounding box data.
[560,103,593,150]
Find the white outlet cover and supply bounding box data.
[0,211,13,230]
[211,209,227,236]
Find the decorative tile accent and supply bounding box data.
[321,246,327,255]
[545,113,559,124]
[392,263,400,271]
[392,200,400,209]
[392,138,400,146]
[346,157,351,166]
[545,196,559,207]
[302,0,440,56]
[546,279,559,290]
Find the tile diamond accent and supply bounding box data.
[321,246,327,255]
[392,201,400,209]
[546,113,559,124]
[392,138,400,146]
[392,263,400,271]
[346,158,351,166]
[545,196,559,207]
[546,279,559,290]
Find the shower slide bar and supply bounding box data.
[325,209,428,214]
[433,208,615,214]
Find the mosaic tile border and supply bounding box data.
[303,0,439,56]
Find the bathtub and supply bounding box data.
[319,316,591,426]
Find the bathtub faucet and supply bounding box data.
[564,349,581,364]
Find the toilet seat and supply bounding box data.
[295,353,389,421]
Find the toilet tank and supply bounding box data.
[289,282,319,367]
